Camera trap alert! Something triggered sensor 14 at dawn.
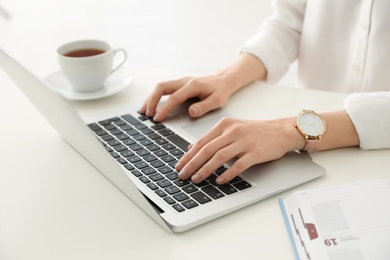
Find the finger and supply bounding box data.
[177,129,232,181]
[176,121,225,172]
[143,78,190,118]
[176,117,231,172]
[190,143,240,184]
[188,94,224,118]
[153,82,204,122]
[216,153,255,184]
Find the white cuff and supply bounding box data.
[344,91,390,150]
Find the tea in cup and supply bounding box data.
[57,39,127,93]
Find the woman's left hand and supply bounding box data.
[176,117,305,185]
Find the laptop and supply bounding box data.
[0,46,325,232]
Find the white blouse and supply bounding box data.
[241,0,390,150]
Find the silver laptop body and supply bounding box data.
[0,47,325,232]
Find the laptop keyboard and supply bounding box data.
[88,113,251,213]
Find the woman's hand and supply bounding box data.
[139,75,237,122]
[139,53,268,122]
[175,117,305,185]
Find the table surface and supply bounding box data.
[1,1,389,259]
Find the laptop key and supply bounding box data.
[113,119,126,126]
[174,179,189,187]
[147,144,160,151]
[124,164,135,171]
[158,165,172,174]
[169,148,183,156]
[218,184,238,195]
[147,183,158,190]
[131,169,142,177]
[121,150,135,157]
[182,199,198,209]
[123,139,136,146]
[173,192,189,202]
[154,138,168,145]
[150,160,165,168]
[202,185,225,199]
[159,128,174,136]
[110,152,120,158]
[154,149,168,157]
[156,179,172,188]
[117,157,127,164]
[233,181,252,190]
[108,140,121,146]
[122,114,140,125]
[229,176,243,184]
[136,149,150,156]
[101,135,114,142]
[164,197,176,205]
[110,129,123,135]
[149,173,164,182]
[182,184,198,194]
[165,186,181,195]
[155,189,167,197]
[114,145,128,152]
[191,191,212,204]
[141,167,156,175]
[143,154,157,162]
[165,172,178,180]
[172,204,185,212]
[137,115,149,121]
[162,143,175,150]
[128,155,141,163]
[151,123,165,130]
[95,129,108,136]
[166,134,190,152]
[139,176,150,183]
[134,161,148,169]
[87,123,101,131]
[161,155,175,163]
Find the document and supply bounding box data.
[279,179,390,260]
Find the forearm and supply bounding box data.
[283,110,360,152]
[317,110,360,150]
[217,53,267,94]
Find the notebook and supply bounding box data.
[0,46,326,232]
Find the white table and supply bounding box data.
[1,1,389,259]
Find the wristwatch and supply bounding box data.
[295,110,326,151]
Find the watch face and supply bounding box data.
[298,111,326,137]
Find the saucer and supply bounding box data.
[44,71,133,100]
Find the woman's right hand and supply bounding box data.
[139,74,238,122]
[139,53,268,122]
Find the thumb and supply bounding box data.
[188,98,220,118]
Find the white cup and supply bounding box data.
[57,39,127,93]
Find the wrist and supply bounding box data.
[278,117,307,152]
[217,53,267,94]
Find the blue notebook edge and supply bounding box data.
[278,198,300,260]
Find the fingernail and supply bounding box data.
[146,109,151,117]
[178,170,186,179]
[175,160,182,170]
[190,106,200,117]
[191,173,200,183]
[216,177,225,185]
[153,113,161,122]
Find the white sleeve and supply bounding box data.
[344,91,390,150]
[240,0,306,83]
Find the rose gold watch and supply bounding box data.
[294,110,326,151]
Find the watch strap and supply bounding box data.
[302,137,321,151]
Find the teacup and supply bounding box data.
[57,39,127,93]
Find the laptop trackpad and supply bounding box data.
[181,115,226,139]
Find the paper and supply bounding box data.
[279,179,390,260]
